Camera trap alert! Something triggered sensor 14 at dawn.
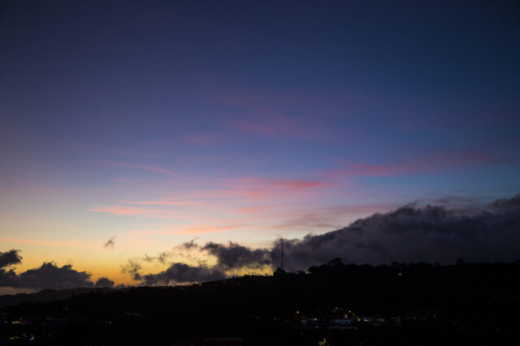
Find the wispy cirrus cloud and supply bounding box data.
[123,199,198,206]
[185,134,233,145]
[87,205,183,219]
[234,117,338,143]
[55,140,159,158]
[126,224,244,236]
[125,178,329,204]
[266,203,399,231]
[235,120,279,136]
[236,203,302,214]
[212,89,345,143]
[328,152,499,178]
[177,224,244,235]
[224,177,328,201]
[230,178,324,190]
[95,160,177,177]
[0,238,78,247]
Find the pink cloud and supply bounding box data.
[184,189,242,200]
[268,179,323,189]
[224,178,328,201]
[231,178,324,189]
[127,224,244,235]
[123,199,198,206]
[119,178,327,207]
[236,203,301,214]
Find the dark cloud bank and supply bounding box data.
[0,251,114,290]
[3,194,520,290]
[133,194,520,285]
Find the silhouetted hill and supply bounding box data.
[0,287,112,307]
[1,260,519,345]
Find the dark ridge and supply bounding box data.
[1,260,519,345]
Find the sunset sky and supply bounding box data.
[1,1,520,289]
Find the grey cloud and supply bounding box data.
[276,195,520,271]
[432,195,481,207]
[142,254,156,262]
[95,277,115,288]
[0,268,18,288]
[123,241,270,285]
[13,263,93,290]
[490,193,520,212]
[141,263,225,286]
[0,252,96,290]
[0,250,22,268]
[121,260,142,281]
[141,252,171,264]
[181,238,199,250]
[202,242,271,270]
[138,239,200,265]
[104,237,116,249]
[157,251,171,264]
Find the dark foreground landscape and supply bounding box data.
[1,260,519,345]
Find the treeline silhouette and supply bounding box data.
[1,260,519,345]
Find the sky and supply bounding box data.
[1,0,520,291]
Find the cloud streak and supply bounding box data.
[224,177,328,202]
[87,205,180,219]
[329,152,499,178]
[96,160,177,177]
[123,199,198,206]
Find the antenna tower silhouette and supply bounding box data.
[280,238,284,271]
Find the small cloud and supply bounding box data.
[95,277,115,288]
[202,242,271,270]
[88,205,179,219]
[104,237,116,250]
[121,260,143,281]
[142,262,226,286]
[181,238,199,250]
[0,261,94,290]
[0,250,22,268]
